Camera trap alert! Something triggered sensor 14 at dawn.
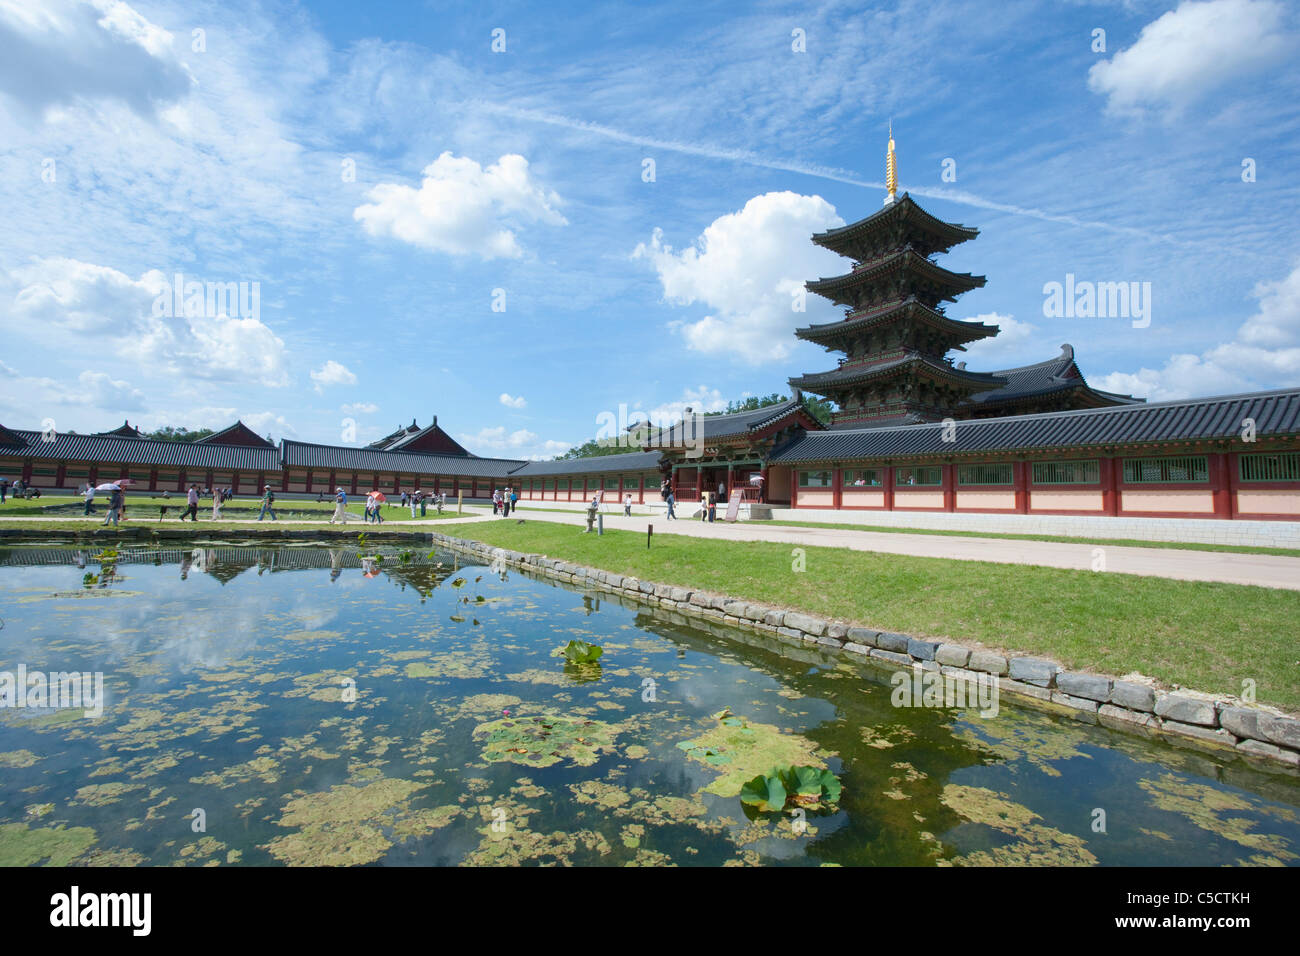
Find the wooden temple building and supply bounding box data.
[3,135,1298,522]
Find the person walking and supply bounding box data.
[184,484,200,521]
[419,492,428,517]
[257,485,278,521]
[510,486,518,514]
[330,487,347,524]
[623,492,632,517]
[707,490,717,523]
[409,492,419,519]
[212,487,224,520]
[0,478,7,504]
[83,482,96,516]
[102,486,123,527]
[665,488,676,520]
[501,487,511,518]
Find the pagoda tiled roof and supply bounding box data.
[789,353,1003,392]
[811,194,979,256]
[794,297,998,346]
[770,387,1300,463]
[805,248,986,305]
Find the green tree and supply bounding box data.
[144,426,216,442]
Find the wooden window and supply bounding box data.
[603,476,619,490]
[798,469,833,487]
[624,476,640,489]
[1032,460,1099,484]
[544,479,555,490]
[895,466,942,486]
[1123,456,1208,484]
[958,463,1013,486]
[1239,452,1300,483]
[557,479,569,490]
[842,468,881,487]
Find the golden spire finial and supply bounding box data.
[885,121,897,204]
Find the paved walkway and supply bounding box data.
[5,507,1300,590]
[469,507,1300,592]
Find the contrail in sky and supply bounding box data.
[475,101,1208,251]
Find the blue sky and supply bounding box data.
[1,0,1297,458]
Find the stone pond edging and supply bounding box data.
[428,531,1300,772]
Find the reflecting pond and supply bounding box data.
[0,542,1297,866]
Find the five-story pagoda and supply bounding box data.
[790,130,1004,427]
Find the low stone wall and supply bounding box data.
[429,531,1300,772]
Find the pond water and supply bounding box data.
[0,541,1297,867]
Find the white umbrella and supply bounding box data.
[94,482,122,492]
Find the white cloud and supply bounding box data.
[456,425,571,460]
[0,0,193,119]
[1087,0,1294,117]
[499,392,527,408]
[240,410,295,441]
[73,370,144,410]
[310,359,356,393]
[1095,261,1300,399]
[8,257,291,386]
[341,401,378,415]
[645,385,729,425]
[957,313,1038,363]
[353,152,566,259]
[634,191,844,363]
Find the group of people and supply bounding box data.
[492,487,519,517]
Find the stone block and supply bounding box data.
[1056,672,1112,702]
[1109,680,1156,713]
[1154,694,1218,727]
[1007,657,1060,687]
[967,651,1008,676]
[846,627,880,647]
[907,638,941,661]
[934,644,971,667]
[875,632,910,653]
[784,612,827,636]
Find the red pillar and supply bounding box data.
[55,462,66,488]
[148,467,157,493]
[832,467,843,510]
[943,464,956,512]
[1211,452,1233,519]
[883,465,894,511]
[1014,461,1029,514]
[1101,457,1119,516]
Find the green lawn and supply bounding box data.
[750,519,1300,558]
[452,521,1300,712]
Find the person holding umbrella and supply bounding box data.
[367,490,385,523]
[83,482,97,516]
[257,485,278,521]
[182,484,200,521]
[101,484,123,527]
